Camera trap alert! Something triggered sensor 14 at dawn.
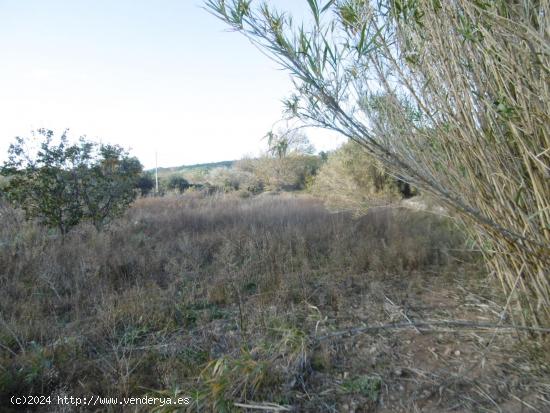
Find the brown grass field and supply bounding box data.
[1,193,548,412]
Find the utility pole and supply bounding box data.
[155,151,159,196]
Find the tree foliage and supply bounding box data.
[206,0,550,325]
[167,175,191,193]
[136,173,155,197]
[1,129,142,235]
[236,130,320,191]
[266,129,314,159]
[237,155,321,191]
[311,141,400,212]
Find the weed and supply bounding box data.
[341,375,382,401]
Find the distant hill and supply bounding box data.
[147,160,236,178]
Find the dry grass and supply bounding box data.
[0,193,547,411]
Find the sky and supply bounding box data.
[0,0,345,169]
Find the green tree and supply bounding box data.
[79,144,143,229]
[136,173,155,197]
[1,129,142,235]
[206,1,550,325]
[167,175,190,193]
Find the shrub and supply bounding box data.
[311,141,400,212]
[0,129,142,235]
[167,176,191,193]
[235,155,321,192]
[204,167,256,192]
[136,173,155,196]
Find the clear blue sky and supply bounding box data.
[0,0,344,168]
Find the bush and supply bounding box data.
[311,141,401,212]
[167,176,190,193]
[0,129,142,235]
[204,167,256,192]
[235,155,321,192]
[136,173,155,196]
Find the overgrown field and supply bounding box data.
[1,194,548,412]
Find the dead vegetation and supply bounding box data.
[1,193,548,412]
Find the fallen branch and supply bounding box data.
[315,320,550,341]
[234,402,292,411]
